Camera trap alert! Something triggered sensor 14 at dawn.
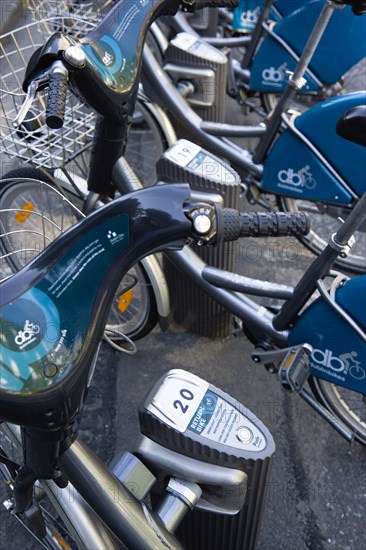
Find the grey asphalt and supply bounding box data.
[0,5,365,550]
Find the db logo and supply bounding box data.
[311,348,365,380]
[311,348,344,372]
[241,7,261,25]
[15,320,40,347]
[278,165,316,189]
[262,63,287,84]
[102,51,113,66]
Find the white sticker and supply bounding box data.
[164,140,202,168]
[188,152,237,184]
[147,369,209,432]
[172,32,199,51]
[171,33,225,64]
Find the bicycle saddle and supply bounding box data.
[336,105,366,147]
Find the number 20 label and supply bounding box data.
[147,370,209,432]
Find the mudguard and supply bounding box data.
[249,1,366,92]
[288,275,366,394]
[261,92,366,203]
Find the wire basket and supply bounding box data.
[0,18,96,171]
[26,0,115,37]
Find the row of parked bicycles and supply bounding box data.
[0,0,365,548]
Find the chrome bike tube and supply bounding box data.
[166,246,289,347]
[2,424,119,550]
[58,438,184,550]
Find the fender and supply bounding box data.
[261,92,366,203]
[138,91,177,147]
[289,276,366,394]
[249,1,365,92]
[141,254,170,326]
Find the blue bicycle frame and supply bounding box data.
[238,0,365,92]
[261,91,366,205]
[290,274,366,394]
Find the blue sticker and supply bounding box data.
[188,391,218,435]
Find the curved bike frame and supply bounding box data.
[51,91,177,327]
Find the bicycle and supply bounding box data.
[4,0,365,275]
[1,0,365,394]
[0,0,365,442]
[140,0,366,273]
[0,15,179,344]
[152,0,365,114]
[0,1,365,545]
[0,179,283,549]
[25,0,366,117]
[0,119,365,550]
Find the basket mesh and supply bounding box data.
[27,0,115,37]
[0,18,96,170]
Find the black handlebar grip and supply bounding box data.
[222,210,310,241]
[240,211,310,238]
[194,0,239,10]
[46,71,68,129]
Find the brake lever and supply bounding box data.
[12,63,59,128]
[12,80,39,127]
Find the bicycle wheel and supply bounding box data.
[277,196,366,273]
[0,167,83,270]
[309,377,366,445]
[0,169,158,340]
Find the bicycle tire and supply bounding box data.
[0,169,158,341]
[277,196,366,273]
[309,376,366,445]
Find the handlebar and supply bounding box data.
[18,0,239,130]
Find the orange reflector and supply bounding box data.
[52,531,72,550]
[117,289,134,313]
[15,202,34,223]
